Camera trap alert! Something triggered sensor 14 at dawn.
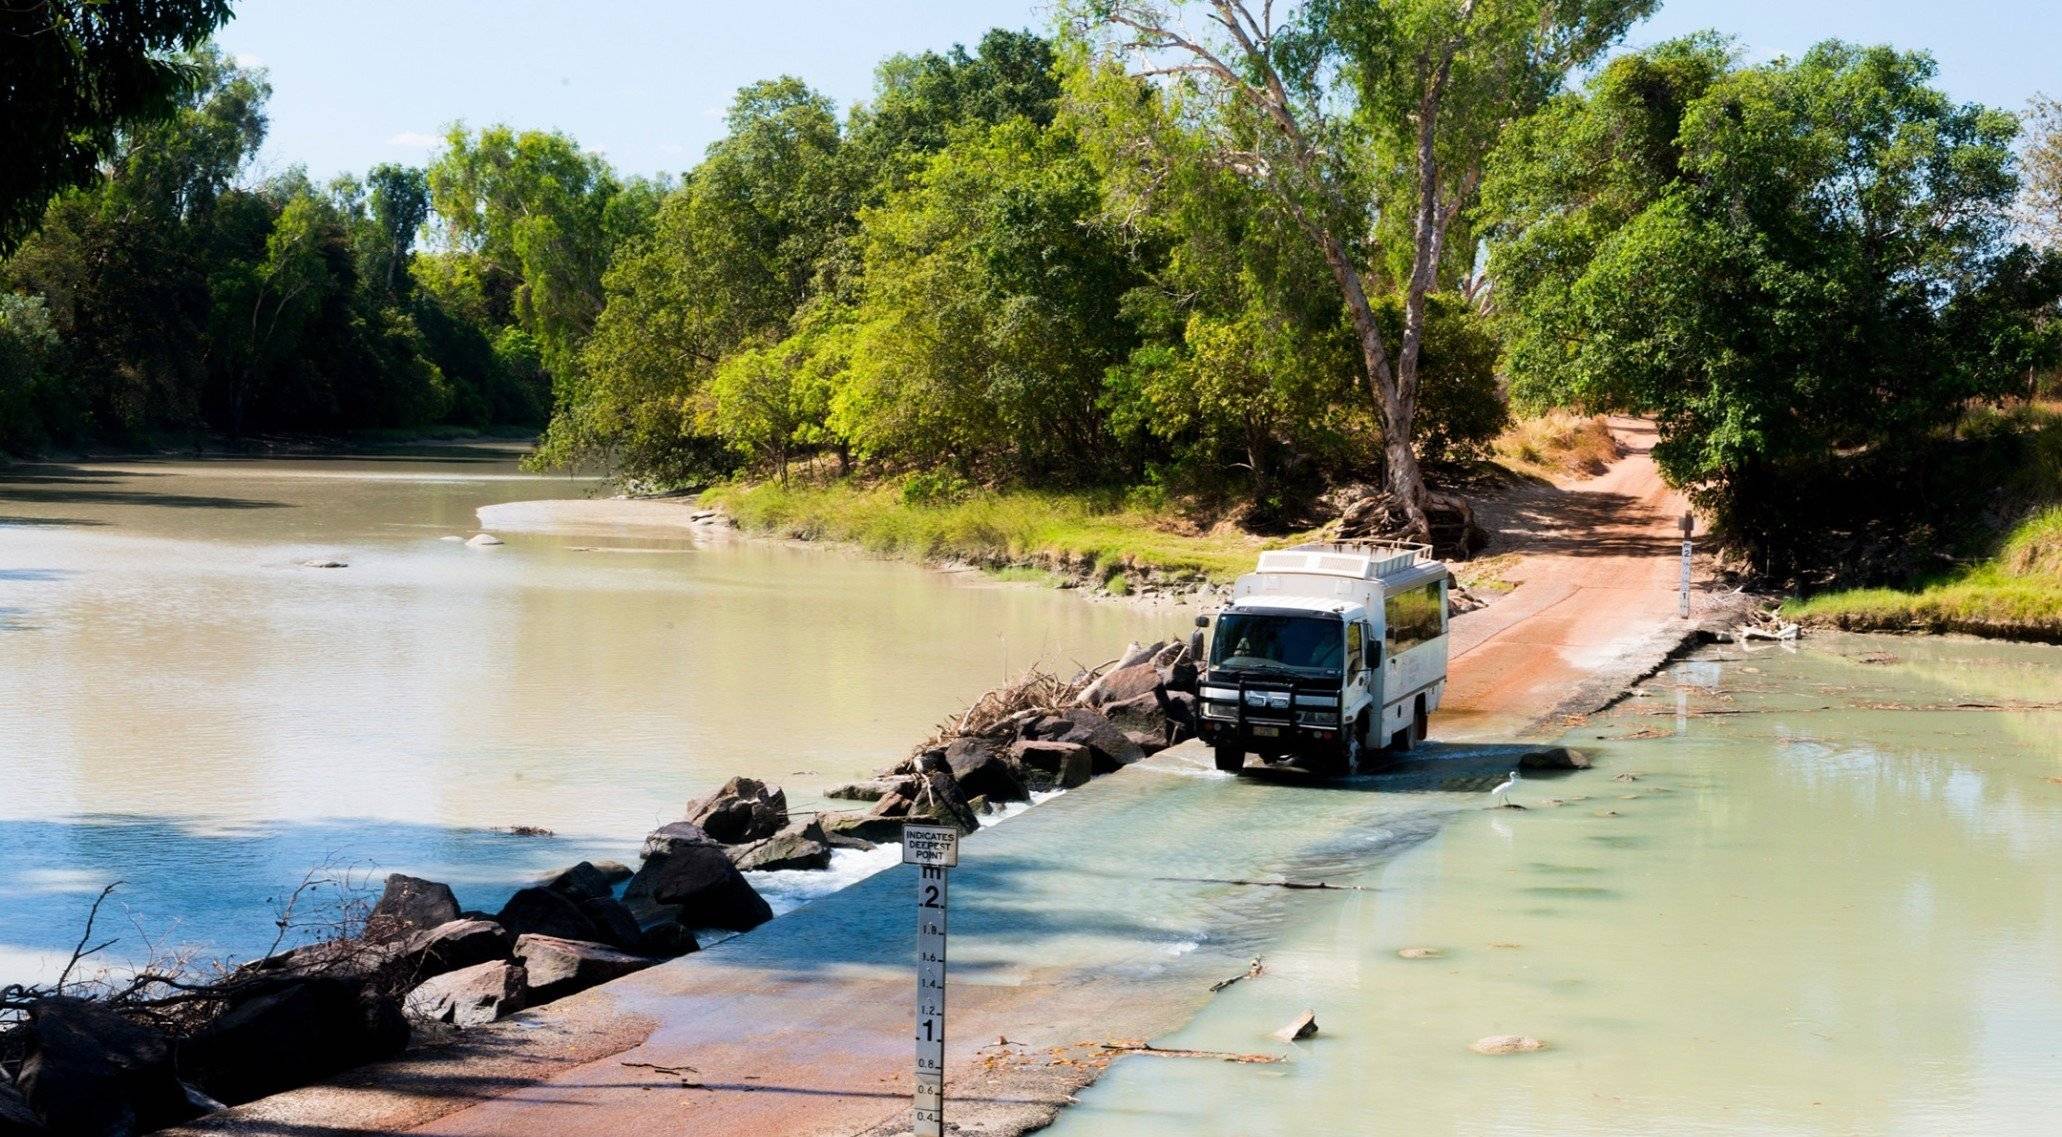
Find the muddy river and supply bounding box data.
[0,446,1172,981]
[1044,635,2062,1136]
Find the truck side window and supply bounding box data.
[1346,623,1364,678]
[1385,583,1444,653]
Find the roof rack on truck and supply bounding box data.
[1255,538,1435,582]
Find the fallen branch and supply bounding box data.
[1097,1042,1282,1064]
[621,1061,700,1076]
[1208,957,1263,992]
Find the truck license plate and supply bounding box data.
[1252,725,1279,737]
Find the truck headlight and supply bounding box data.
[1296,710,1338,727]
[1201,702,1239,722]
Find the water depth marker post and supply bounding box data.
[1679,512,1695,619]
[903,822,960,1137]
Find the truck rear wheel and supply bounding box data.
[1213,742,1246,774]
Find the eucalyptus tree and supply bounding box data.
[0,0,234,253]
[2022,94,2062,252]
[1074,0,1652,534]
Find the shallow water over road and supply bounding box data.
[1046,635,2062,1136]
[0,446,1172,981]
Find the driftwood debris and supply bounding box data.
[1097,1041,1283,1064]
[1208,957,1264,993]
[1272,1010,1319,1042]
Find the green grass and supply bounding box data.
[1783,505,2062,642]
[981,564,1066,587]
[701,480,1274,584]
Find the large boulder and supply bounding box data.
[1089,662,1164,707]
[641,821,719,859]
[577,897,645,950]
[822,778,910,802]
[623,833,773,932]
[0,1083,42,1135]
[180,978,408,1106]
[1010,740,1092,789]
[939,737,1029,803]
[494,886,601,943]
[403,960,526,1027]
[538,861,617,901]
[1054,708,1146,772]
[685,776,789,845]
[396,918,512,980]
[17,998,205,1136]
[634,916,700,959]
[365,874,461,939]
[513,935,655,1004]
[1101,691,1173,749]
[731,819,834,872]
[819,811,912,845]
[864,755,980,834]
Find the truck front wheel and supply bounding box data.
[1213,742,1246,774]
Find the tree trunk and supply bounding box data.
[1315,231,1430,537]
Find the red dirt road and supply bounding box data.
[1439,417,1698,738]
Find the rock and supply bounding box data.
[1397,947,1443,959]
[513,935,655,1003]
[623,836,773,931]
[181,978,408,1106]
[495,886,602,943]
[1089,662,1164,707]
[1272,1010,1319,1042]
[731,819,833,872]
[1102,690,1175,750]
[822,779,908,802]
[685,776,789,844]
[404,961,526,1027]
[465,533,504,547]
[366,874,461,939]
[396,919,512,980]
[237,935,405,982]
[1010,740,1092,789]
[0,1083,42,1135]
[939,737,1029,803]
[908,755,981,832]
[820,811,907,845]
[539,861,617,900]
[634,917,700,958]
[1055,708,1145,772]
[1469,1034,1548,1055]
[1519,747,1592,771]
[641,821,720,860]
[589,859,634,884]
[17,998,204,1136]
[965,794,994,815]
[1160,658,1199,695]
[577,896,646,950]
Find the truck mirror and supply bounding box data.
[1194,614,1209,628]
[1189,628,1206,664]
[1364,640,1379,666]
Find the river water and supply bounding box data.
[1044,634,2062,1136]
[0,447,1171,982]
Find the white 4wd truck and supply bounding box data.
[1192,540,1450,775]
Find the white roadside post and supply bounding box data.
[903,823,960,1137]
[1679,512,1694,619]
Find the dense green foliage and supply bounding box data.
[1487,37,2062,574]
[0,0,233,255]
[0,48,652,455]
[5,7,2059,602]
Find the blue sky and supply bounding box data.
[215,0,2060,182]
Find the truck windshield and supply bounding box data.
[1210,613,1343,677]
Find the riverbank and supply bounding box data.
[1783,506,2062,643]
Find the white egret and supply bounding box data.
[1490,768,1519,808]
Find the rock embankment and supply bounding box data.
[0,637,1199,1136]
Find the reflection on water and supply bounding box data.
[1047,635,2062,1136]
[0,448,1174,979]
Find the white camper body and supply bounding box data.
[1195,540,1450,774]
